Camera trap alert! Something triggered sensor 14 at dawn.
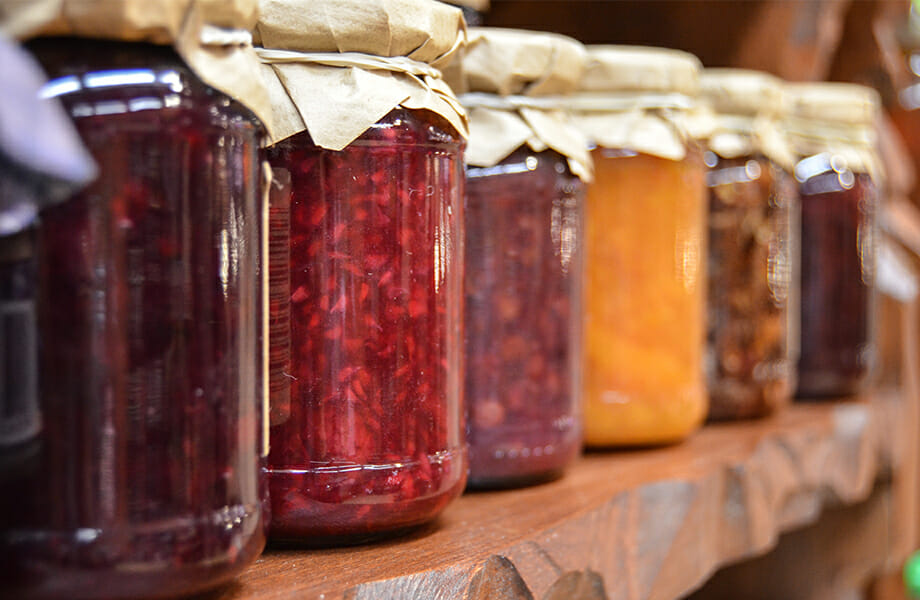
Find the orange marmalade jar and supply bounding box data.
[572,47,708,446]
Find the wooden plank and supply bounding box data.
[687,484,895,600]
[216,401,891,600]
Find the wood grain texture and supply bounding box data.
[687,484,896,600]
[215,400,900,600]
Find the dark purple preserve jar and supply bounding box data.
[464,148,584,488]
[0,39,267,599]
[783,83,881,399]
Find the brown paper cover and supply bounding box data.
[570,46,702,162]
[781,82,883,182]
[447,27,592,181]
[1,0,273,133]
[255,0,468,150]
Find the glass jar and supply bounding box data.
[700,69,798,420]
[783,83,881,398]
[584,149,707,444]
[575,46,708,446]
[705,154,797,418]
[797,166,878,397]
[265,108,466,544]
[0,39,267,600]
[464,148,584,488]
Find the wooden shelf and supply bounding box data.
[216,399,899,600]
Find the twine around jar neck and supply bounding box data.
[566,91,695,113]
[458,92,568,111]
[255,48,444,80]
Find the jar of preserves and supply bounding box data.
[698,69,799,420]
[782,83,882,398]
[0,2,272,599]
[571,46,708,446]
[449,28,591,488]
[257,0,468,544]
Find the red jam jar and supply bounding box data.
[265,108,466,543]
[258,0,468,545]
[783,83,881,398]
[0,38,267,599]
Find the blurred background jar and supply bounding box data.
[783,83,882,398]
[448,28,591,488]
[571,46,708,446]
[257,0,468,544]
[698,69,799,420]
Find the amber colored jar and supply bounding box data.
[783,83,881,398]
[700,69,798,420]
[573,46,708,446]
[0,39,267,600]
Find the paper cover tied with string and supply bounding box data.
[780,82,883,184]
[255,0,468,150]
[699,68,796,172]
[1,0,273,134]
[571,45,702,162]
[445,27,592,181]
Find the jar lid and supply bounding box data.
[782,82,880,125]
[255,0,468,149]
[579,45,701,96]
[700,68,782,117]
[448,27,586,96]
[781,82,882,181]
[447,27,591,181]
[255,0,464,66]
[1,0,272,135]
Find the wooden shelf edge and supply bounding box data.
[220,397,898,600]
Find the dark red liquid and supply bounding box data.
[464,149,583,488]
[0,40,266,599]
[265,109,466,543]
[796,167,877,398]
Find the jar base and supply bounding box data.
[466,467,566,491]
[1,507,266,600]
[266,448,466,545]
[795,372,867,399]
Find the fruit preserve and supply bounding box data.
[782,83,881,398]
[574,46,708,446]
[584,149,708,445]
[705,154,796,419]
[0,39,267,600]
[464,148,584,488]
[797,167,878,397]
[699,69,798,420]
[265,108,466,543]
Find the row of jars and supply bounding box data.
[0,0,881,598]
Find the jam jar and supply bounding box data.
[783,83,881,398]
[451,27,589,487]
[0,39,267,600]
[464,149,585,487]
[699,69,798,420]
[265,108,466,543]
[573,46,708,446]
[258,0,468,544]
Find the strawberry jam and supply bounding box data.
[264,108,466,544]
